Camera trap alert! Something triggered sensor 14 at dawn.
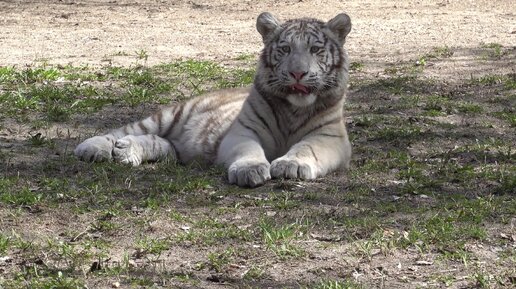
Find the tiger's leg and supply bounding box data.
[74,106,178,163]
[270,125,352,180]
[216,126,271,188]
[112,134,175,166]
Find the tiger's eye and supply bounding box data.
[310,46,320,53]
[281,46,291,53]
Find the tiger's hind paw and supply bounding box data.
[112,136,144,166]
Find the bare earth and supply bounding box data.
[1,0,515,288]
[1,0,514,70]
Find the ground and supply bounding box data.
[0,0,515,288]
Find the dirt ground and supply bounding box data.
[1,0,514,70]
[1,1,515,288]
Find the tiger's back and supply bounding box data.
[160,87,248,163]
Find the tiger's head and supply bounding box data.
[254,12,352,108]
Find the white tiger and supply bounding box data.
[74,12,353,187]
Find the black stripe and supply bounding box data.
[161,104,183,137]
[306,30,321,40]
[308,144,319,163]
[318,133,345,138]
[248,100,274,135]
[151,137,157,156]
[210,125,232,162]
[237,118,261,139]
[138,121,148,134]
[305,117,342,136]
[260,94,288,136]
[155,111,163,133]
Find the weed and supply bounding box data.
[134,236,170,258]
[0,66,16,83]
[234,53,255,62]
[481,43,504,58]
[243,265,264,280]
[207,248,234,273]
[425,46,454,58]
[350,61,364,72]
[3,271,85,289]
[135,49,149,61]
[0,234,10,254]
[473,270,494,288]
[0,186,43,206]
[474,73,516,90]
[259,219,305,258]
[311,279,364,289]
[28,133,49,147]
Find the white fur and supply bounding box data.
[74,12,353,188]
[286,94,317,107]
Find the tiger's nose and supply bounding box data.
[289,71,307,81]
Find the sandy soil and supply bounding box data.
[1,0,514,71]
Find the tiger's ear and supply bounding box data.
[256,12,281,43]
[327,13,352,45]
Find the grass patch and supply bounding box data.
[259,219,306,259]
[0,59,254,123]
[310,279,364,289]
[0,52,514,288]
[481,43,505,59]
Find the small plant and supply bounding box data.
[0,187,43,206]
[259,219,305,258]
[134,236,170,258]
[350,61,364,72]
[426,46,453,58]
[135,49,149,61]
[473,271,493,288]
[0,234,10,254]
[311,279,364,289]
[482,43,504,58]
[415,56,427,67]
[28,132,48,147]
[207,248,234,273]
[243,265,264,280]
[235,53,255,62]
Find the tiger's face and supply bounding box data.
[255,13,352,107]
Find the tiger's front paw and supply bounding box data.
[112,136,144,166]
[74,135,115,162]
[270,157,317,180]
[228,160,271,187]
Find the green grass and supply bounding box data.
[0,46,514,288]
[0,234,10,254]
[349,61,364,72]
[311,279,364,289]
[481,43,504,59]
[259,219,306,259]
[0,59,254,122]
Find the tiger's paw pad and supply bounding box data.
[74,135,115,162]
[270,158,317,180]
[228,161,271,188]
[112,136,143,166]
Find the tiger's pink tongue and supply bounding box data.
[291,83,309,94]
